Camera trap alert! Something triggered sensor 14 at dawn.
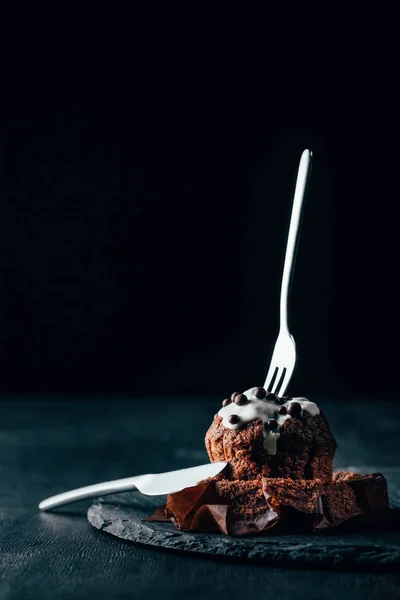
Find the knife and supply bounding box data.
[39,461,227,511]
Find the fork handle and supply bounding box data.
[280,149,312,332]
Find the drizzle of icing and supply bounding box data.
[217,387,319,455]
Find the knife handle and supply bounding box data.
[38,474,152,511]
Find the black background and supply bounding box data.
[2,21,400,600]
[1,57,399,398]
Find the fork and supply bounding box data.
[264,149,313,396]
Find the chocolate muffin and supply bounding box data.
[149,388,388,535]
[205,387,337,484]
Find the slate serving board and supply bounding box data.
[88,468,400,571]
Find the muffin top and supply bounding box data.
[217,386,319,455]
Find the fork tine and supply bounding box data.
[264,364,278,392]
[276,367,293,397]
[271,367,286,395]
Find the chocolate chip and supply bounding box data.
[265,419,278,430]
[222,398,232,407]
[282,395,292,402]
[254,387,266,399]
[228,414,240,425]
[234,393,248,406]
[287,401,302,417]
[231,392,240,401]
[266,392,276,400]
[277,405,287,415]
[275,397,285,405]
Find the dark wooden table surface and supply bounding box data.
[1,396,399,599]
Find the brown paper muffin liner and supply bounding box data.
[145,472,388,536]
